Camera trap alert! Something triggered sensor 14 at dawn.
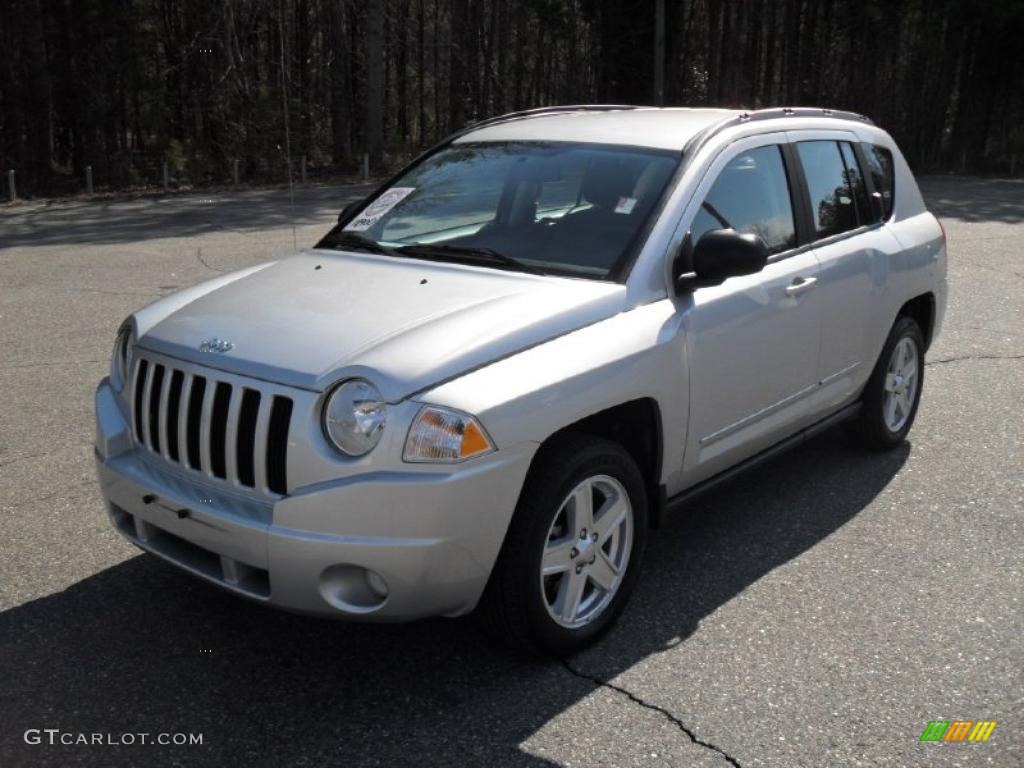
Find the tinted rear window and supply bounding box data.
[839,141,871,225]
[862,144,895,220]
[796,140,861,238]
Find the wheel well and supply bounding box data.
[898,293,936,349]
[545,398,664,528]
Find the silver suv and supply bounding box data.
[95,106,946,652]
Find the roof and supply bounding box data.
[455,107,735,151]
[454,105,875,152]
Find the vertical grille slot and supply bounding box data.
[130,354,292,498]
[236,389,261,487]
[186,376,207,471]
[147,364,165,454]
[210,382,232,479]
[266,396,293,495]
[133,359,149,442]
[165,370,184,462]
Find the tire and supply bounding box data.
[478,434,649,655]
[848,316,925,450]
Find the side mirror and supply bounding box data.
[337,201,360,223]
[675,228,768,291]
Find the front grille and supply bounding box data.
[131,355,293,495]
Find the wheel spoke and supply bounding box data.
[902,358,918,383]
[885,393,898,426]
[570,483,594,534]
[901,340,914,369]
[594,496,628,544]
[587,551,619,592]
[555,568,586,622]
[898,390,911,414]
[542,540,575,575]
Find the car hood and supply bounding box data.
[138,249,627,400]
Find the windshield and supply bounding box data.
[317,141,680,280]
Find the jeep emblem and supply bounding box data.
[198,337,233,353]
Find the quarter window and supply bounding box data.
[691,145,796,255]
[861,144,895,220]
[796,140,863,238]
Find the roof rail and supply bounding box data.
[737,106,873,125]
[456,104,646,137]
[683,106,874,156]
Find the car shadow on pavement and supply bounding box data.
[0,430,908,767]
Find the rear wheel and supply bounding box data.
[479,434,648,655]
[849,316,925,449]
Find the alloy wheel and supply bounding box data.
[539,474,634,629]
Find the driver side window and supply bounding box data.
[692,145,796,255]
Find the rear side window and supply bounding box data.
[691,145,796,255]
[861,144,895,220]
[838,142,871,224]
[795,140,863,238]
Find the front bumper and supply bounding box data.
[95,378,536,619]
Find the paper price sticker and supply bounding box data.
[614,196,637,214]
[344,187,416,231]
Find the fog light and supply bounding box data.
[319,564,389,613]
[364,569,389,599]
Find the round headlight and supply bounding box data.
[322,379,387,456]
[111,321,133,391]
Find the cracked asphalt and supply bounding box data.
[1,177,1021,767]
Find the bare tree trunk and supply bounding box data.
[417,0,426,143]
[365,0,385,166]
[330,0,350,162]
[449,0,467,129]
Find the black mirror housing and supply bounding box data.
[676,229,768,291]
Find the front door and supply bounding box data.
[677,139,823,484]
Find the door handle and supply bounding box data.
[785,276,818,297]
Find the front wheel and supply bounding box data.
[478,434,648,655]
[849,316,925,449]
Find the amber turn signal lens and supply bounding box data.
[403,406,495,463]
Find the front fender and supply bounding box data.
[419,299,688,488]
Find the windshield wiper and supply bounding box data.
[394,243,549,276]
[319,230,394,255]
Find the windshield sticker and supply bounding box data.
[614,196,637,215]
[344,187,416,231]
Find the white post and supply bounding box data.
[162,162,169,191]
[86,165,94,195]
[362,152,370,180]
[7,170,14,201]
[300,154,307,185]
[232,158,240,186]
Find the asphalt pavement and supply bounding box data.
[0,177,1021,767]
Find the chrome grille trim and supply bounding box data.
[224,386,243,483]
[157,364,173,461]
[140,362,156,449]
[251,396,272,493]
[176,372,191,465]
[198,377,215,478]
[129,350,295,497]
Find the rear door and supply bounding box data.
[677,135,822,484]
[786,131,904,413]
